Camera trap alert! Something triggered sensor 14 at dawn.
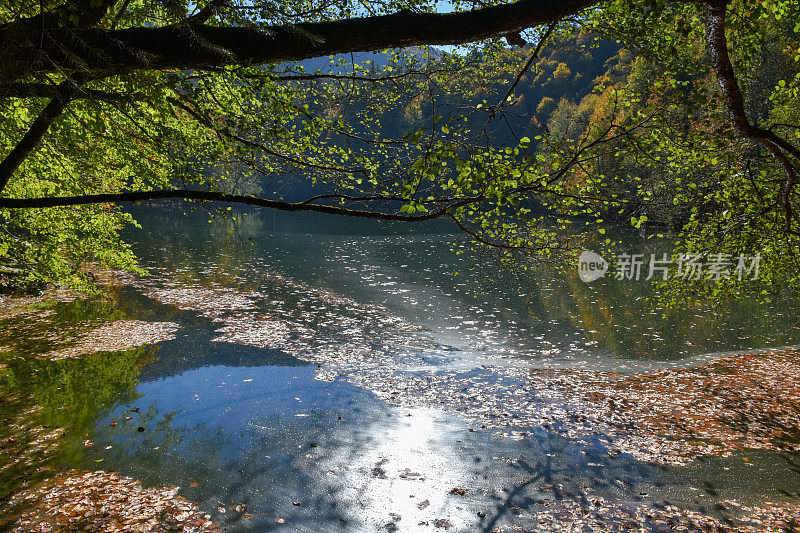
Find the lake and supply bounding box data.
[1,205,799,531]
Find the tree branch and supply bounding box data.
[448,212,519,249]
[187,0,230,24]
[167,96,369,175]
[0,82,134,101]
[704,0,799,229]
[0,189,481,222]
[3,0,596,77]
[0,81,75,193]
[495,21,557,113]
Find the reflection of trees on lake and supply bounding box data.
[0,296,126,356]
[543,265,799,360]
[0,341,157,500]
[457,240,798,360]
[126,205,267,288]
[14,346,154,431]
[125,207,800,362]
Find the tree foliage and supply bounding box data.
[0,0,798,300]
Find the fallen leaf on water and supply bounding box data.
[6,470,218,532]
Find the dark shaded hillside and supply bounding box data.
[257,35,620,202]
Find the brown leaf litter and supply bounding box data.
[0,288,83,321]
[136,276,429,374]
[0,395,65,479]
[38,320,180,360]
[522,493,800,532]
[133,271,800,467]
[6,470,217,532]
[356,349,800,466]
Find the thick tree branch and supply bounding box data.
[0,189,481,222]
[0,81,75,193]
[704,0,800,229]
[705,1,800,159]
[3,0,596,78]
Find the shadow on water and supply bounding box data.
[85,363,669,532]
[116,287,304,381]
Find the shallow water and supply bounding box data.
[2,206,800,531]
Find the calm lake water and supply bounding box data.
[2,205,800,531]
